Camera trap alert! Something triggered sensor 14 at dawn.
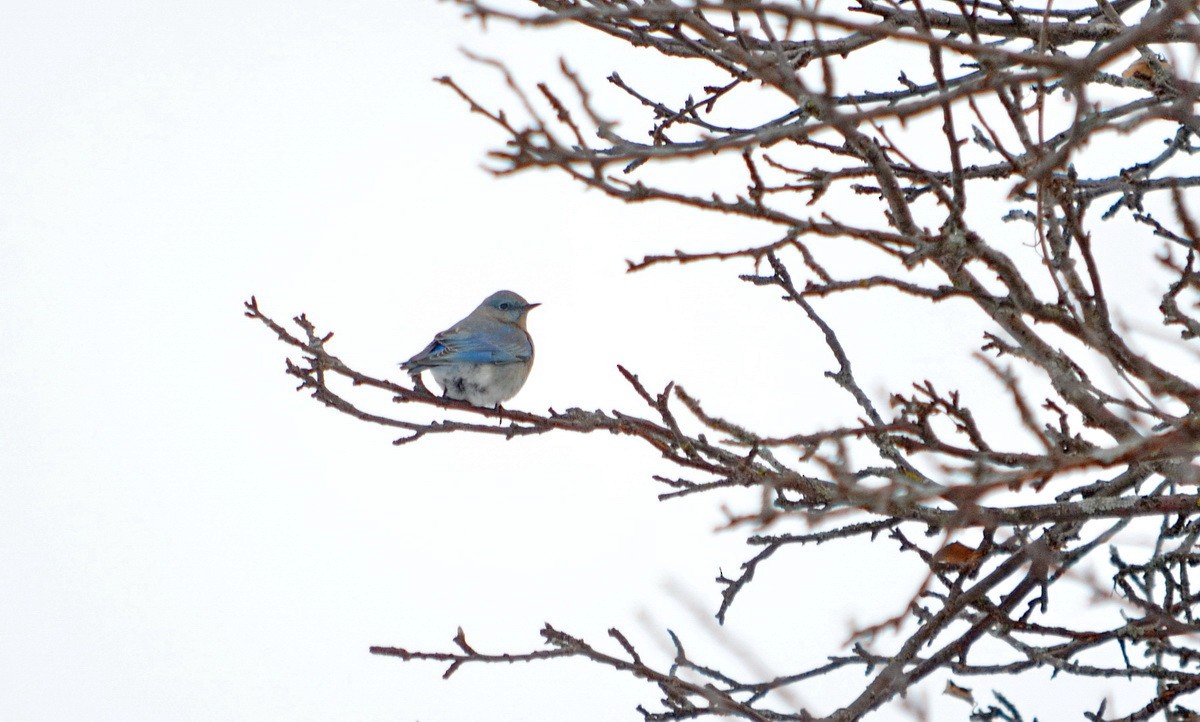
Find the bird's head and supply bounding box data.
[479,290,540,327]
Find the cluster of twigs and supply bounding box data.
[250,0,1200,719]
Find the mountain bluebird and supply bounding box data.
[401,290,540,408]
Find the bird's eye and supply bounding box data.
[498,302,511,310]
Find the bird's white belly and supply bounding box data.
[431,362,532,408]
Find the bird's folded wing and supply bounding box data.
[404,324,531,369]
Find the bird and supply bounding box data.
[400,290,540,408]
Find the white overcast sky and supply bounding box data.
[2,2,1186,720]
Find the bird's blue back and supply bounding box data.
[405,316,532,371]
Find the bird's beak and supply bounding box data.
[525,302,542,310]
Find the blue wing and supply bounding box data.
[402,322,532,373]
